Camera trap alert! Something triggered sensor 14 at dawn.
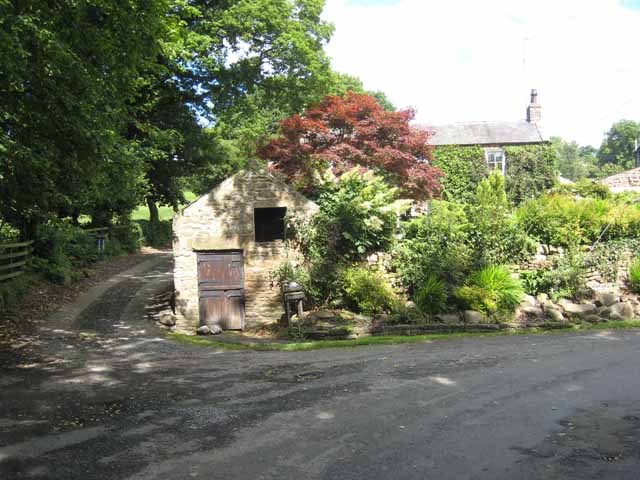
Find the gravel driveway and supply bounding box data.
[2,254,640,479]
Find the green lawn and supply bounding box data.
[131,191,198,222]
[168,320,640,352]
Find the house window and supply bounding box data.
[485,148,506,175]
[254,207,286,242]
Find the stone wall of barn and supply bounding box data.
[172,166,318,333]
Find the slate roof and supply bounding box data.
[425,121,546,146]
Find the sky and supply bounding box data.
[322,0,640,146]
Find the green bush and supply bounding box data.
[342,266,396,314]
[517,194,640,247]
[33,222,99,283]
[112,221,143,253]
[414,274,447,315]
[629,257,640,293]
[553,179,611,199]
[137,220,173,247]
[468,171,535,266]
[520,249,589,301]
[455,265,523,315]
[287,169,402,304]
[394,200,472,290]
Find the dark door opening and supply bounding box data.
[254,207,286,242]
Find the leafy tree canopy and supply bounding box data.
[597,120,640,170]
[258,92,443,199]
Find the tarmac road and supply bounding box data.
[2,255,640,479]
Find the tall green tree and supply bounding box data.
[598,120,640,170]
[0,0,169,236]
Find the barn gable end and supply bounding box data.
[172,165,318,333]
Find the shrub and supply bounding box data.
[286,169,403,304]
[33,222,99,283]
[414,274,447,315]
[516,194,640,247]
[629,257,640,293]
[112,221,143,253]
[553,179,611,199]
[312,169,400,262]
[455,265,523,315]
[394,200,472,290]
[342,266,396,314]
[468,171,535,266]
[520,249,589,301]
[137,220,172,247]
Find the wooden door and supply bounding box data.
[197,251,244,330]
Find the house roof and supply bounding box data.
[425,120,546,146]
[599,167,640,192]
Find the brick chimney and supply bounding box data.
[526,89,541,124]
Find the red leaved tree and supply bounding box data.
[258,92,443,199]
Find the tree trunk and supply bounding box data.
[147,197,160,224]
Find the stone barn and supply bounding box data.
[172,164,318,333]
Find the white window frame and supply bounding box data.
[485,148,506,175]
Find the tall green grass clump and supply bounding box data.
[455,265,523,315]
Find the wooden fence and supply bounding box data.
[0,240,34,282]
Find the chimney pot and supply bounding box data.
[526,89,541,124]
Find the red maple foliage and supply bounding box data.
[258,92,443,199]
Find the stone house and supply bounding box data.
[172,164,319,333]
[427,89,547,174]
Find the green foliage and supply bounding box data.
[517,194,640,247]
[32,222,100,283]
[136,220,172,248]
[521,249,589,301]
[432,143,557,205]
[432,145,487,202]
[551,137,599,181]
[628,257,640,293]
[342,266,396,314]
[414,274,447,315]
[455,265,523,315]
[394,200,472,290]
[552,179,611,199]
[0,273,33,311]
[308,169,399,262]
[503,145,557,204]
[287,170,401,304]
[598,120,640,170]
[468,171,535,266]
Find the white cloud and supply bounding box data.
[323,0,640,146]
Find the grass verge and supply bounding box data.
[168,320,640,352]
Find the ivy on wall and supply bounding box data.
[432,145,487,203]
[432,143,557,204]
[504,145,557,204]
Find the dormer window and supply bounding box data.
[485,148,506,175]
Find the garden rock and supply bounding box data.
[464,310,484,324]
[560,302,596,317]
[596,307,611,319]
[158,312,176,327]
[521,306,544,317]
[436,313,462,324]
[545,307,565,322]
[522,295,537,307]
[196,325,211,335]
[596,292,619,307]
[610,302,634,321]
